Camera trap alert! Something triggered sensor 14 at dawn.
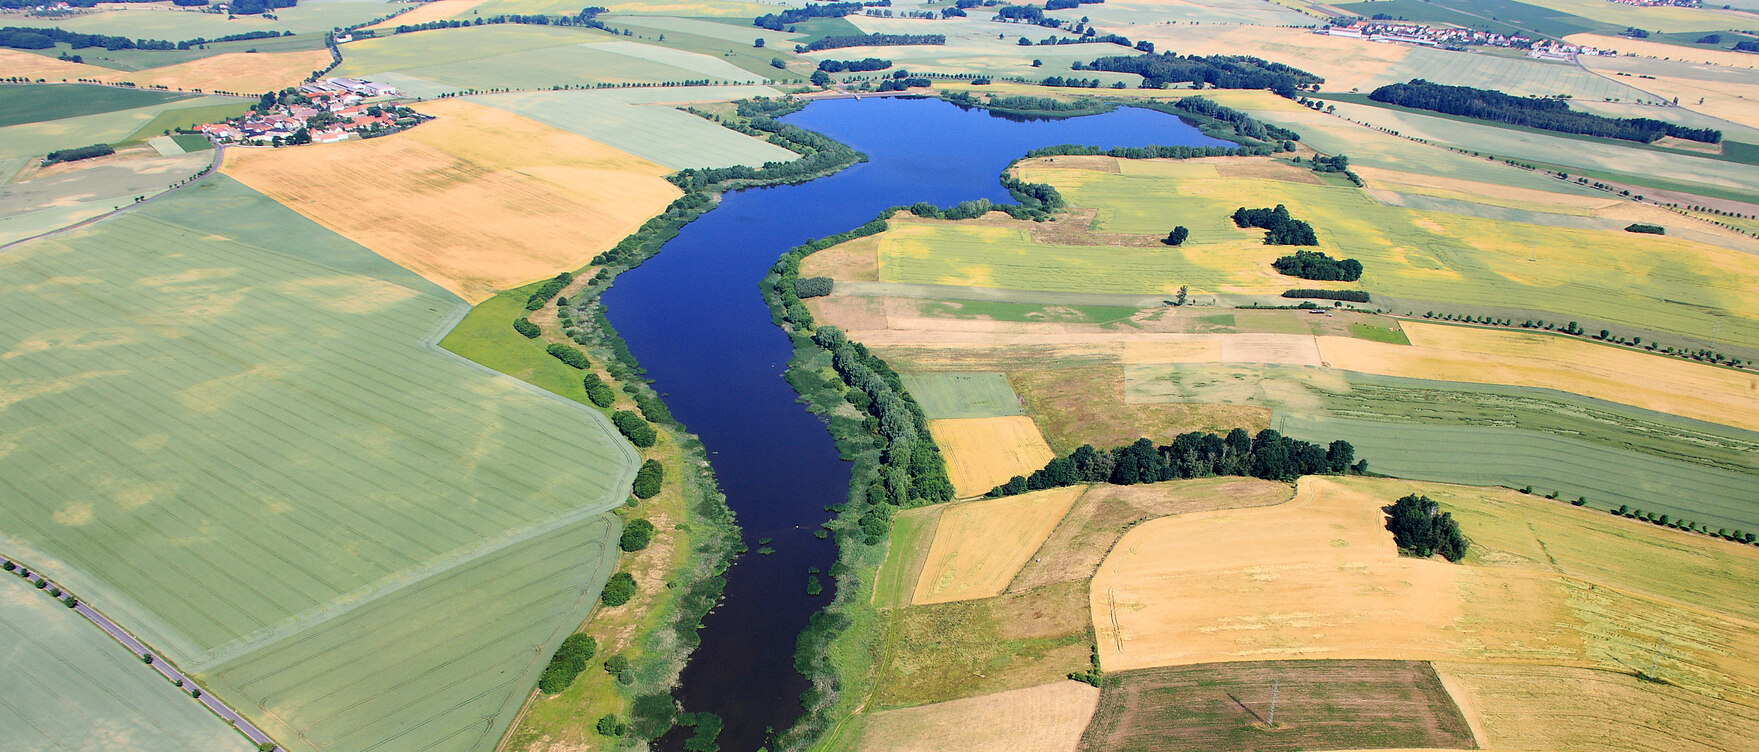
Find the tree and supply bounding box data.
[619,519,656,552]
[597,715,626,736]
[1164,225,1189,246]
[754,37,765,48]
[1383,494,1469,562]
[513,317,540,338]
[632,460,664,499]
[613,411,657,447]
[600,572,637,606]
[810,69,832,86]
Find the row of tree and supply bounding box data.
[42,143,113,166]
[1283,288,1369,302]
[1368,79,1722,144]
[525,271,573,311]
[1080,52,1322,95]
[799,33,946,52]
[1233,205,1320,246]
[817,57,892,72]
[989,429,1362,497]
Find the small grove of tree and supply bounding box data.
[1079,51,1322,95]
[1368,79,1719,144]
[42,143,115,166]
[619,519,656,552]
[597,714,628,736]
[988,429,1361,497]
[536,633,597,693]
[1383,493,1468,562]
[600,572,636,606]
[817,57,892,72]
[634,392,671,424]
[526,272,573,311]
[1272,249,1362,281]
[546,343,591,369]
[513,317,540,338]
[612,411,657,448]
[796,276,833,298]
[798,33,946,53]
[1234,205,1319,246]
[1164,226,1189,246]
[632,460,664,499]
[1282,288,1369,303]
[583,372,616,407]
[1624,223,1665,235]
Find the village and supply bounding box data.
[196,76,424,146]
[1319,19,1615,60]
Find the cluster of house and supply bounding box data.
[197,78,404,146]
[1608,0,1698,7]
[1321,21,1530,49]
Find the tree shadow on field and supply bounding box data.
[1227,692,1268,725]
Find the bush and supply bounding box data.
[1624,223,1665,235]
[1383,493,1468,562]
[1163,225,1189,246]
[597,715,627,736]
[546,343,591,369]
[613,411,657,447]
[513,317,540,338]
[1281,288,1370,303]
[620,518,656,552]
[795,276,833,298]
[583,372,616,407]
[632,460,664,499]
[600,572,636,606]
[536,633,598,693]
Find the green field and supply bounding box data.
[0,94,246,159]
[1362,46,1652,101]
[475,86,800,169]
[917,299,1141,325]
[872,506,942,609]
[1078,660,1476,752]
[873,581,1092,708]
[898,372,1026,419]
[336,24,763,95]
[3,0,393,39]
[0,571,256,752]
[607,16,814,81]
[0,151,214,246]
[0,175,635,752]
[0,83,192,127]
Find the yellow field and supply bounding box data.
[1435,662,1759,752]
[366,0,488,30]
[1580,62,1759,132]
[224,99,680,302]
[1568,33,1759,67]
[1319,321,1759,433]
[1091,475,1759,706]
[912,486,1083,605]
[926,415,1058,498]
[1127,24,1409,92]
[0,48,328,93]
[854,681,1100,752]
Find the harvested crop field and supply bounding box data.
[1011,366,1272,453]
[876,580,1093,708]
[0,571,256,752]
[224,98,680,302]
[900,371,1025,419]
[1434,662,1759,752]
[366,0,488,29]
[913,486,1082,605]
[927,415,1058,498]
[856,681,1100,752]
[0,176,636,752]
[1008,478,1295,593]
[0,48,330,94]
[1078,660,1476,752]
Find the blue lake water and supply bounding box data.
[601,97,1227,751]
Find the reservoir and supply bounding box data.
[601,97,1226,751]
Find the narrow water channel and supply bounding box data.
[601,97,1226,751]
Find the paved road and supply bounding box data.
[0,553,281,752]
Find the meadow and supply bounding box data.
[853,681,1100,752]
[898,371,1024,419]
[224,98,681,303]
[0,175,637,752]
[0,90,246,160]
[0,83,192,127]
[0,571,256,752]
[910,486,1081,604]
[475,85,800,169]
[873,581,1093,708]
[1079,660,1476,752]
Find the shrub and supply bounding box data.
[613,411,657,447]
[583,372,616,407]
[600,572,636,606]
[597,715,626,736]
[1163,225,1189,246]
[795,276,833,298]
[1383,493,1469,562]
[619,519,656,552]
[546,343,591,369]
[536,633,598,693]
[632,460,664,499]
[513,317,540,338]
[1624,223,1665,235]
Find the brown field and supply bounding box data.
[0,48,328,93]
[1320,321,1759,432]
[804,294,889,331]
[926,415,1058,498]
[224,99,680,302]
[856,681,1100,752]
[1435,662,1759,752]
[1128,25,1409,92]
[875,580,1094,708]
[366,0,488,30]
[1009,477,1295,593]
[912,485,1082,605]
[800,231,881,281]
[1078,660,1477,752]
[1010,366,1272,453]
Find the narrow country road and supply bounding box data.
[0,553,281,752]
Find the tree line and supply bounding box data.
[799,33,946,52]
[754,1,866,30]
[1283,288,1369,302]
[1233,205,1320,246]
[1172,95,1302,143]
[988,429,1363,497]
[1273,249,1361,281]
[42,143,113,165]
[817,57,892,72]
[1079,52,1322,95]
[670,99,866,192]
[1368,79,1722,144]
